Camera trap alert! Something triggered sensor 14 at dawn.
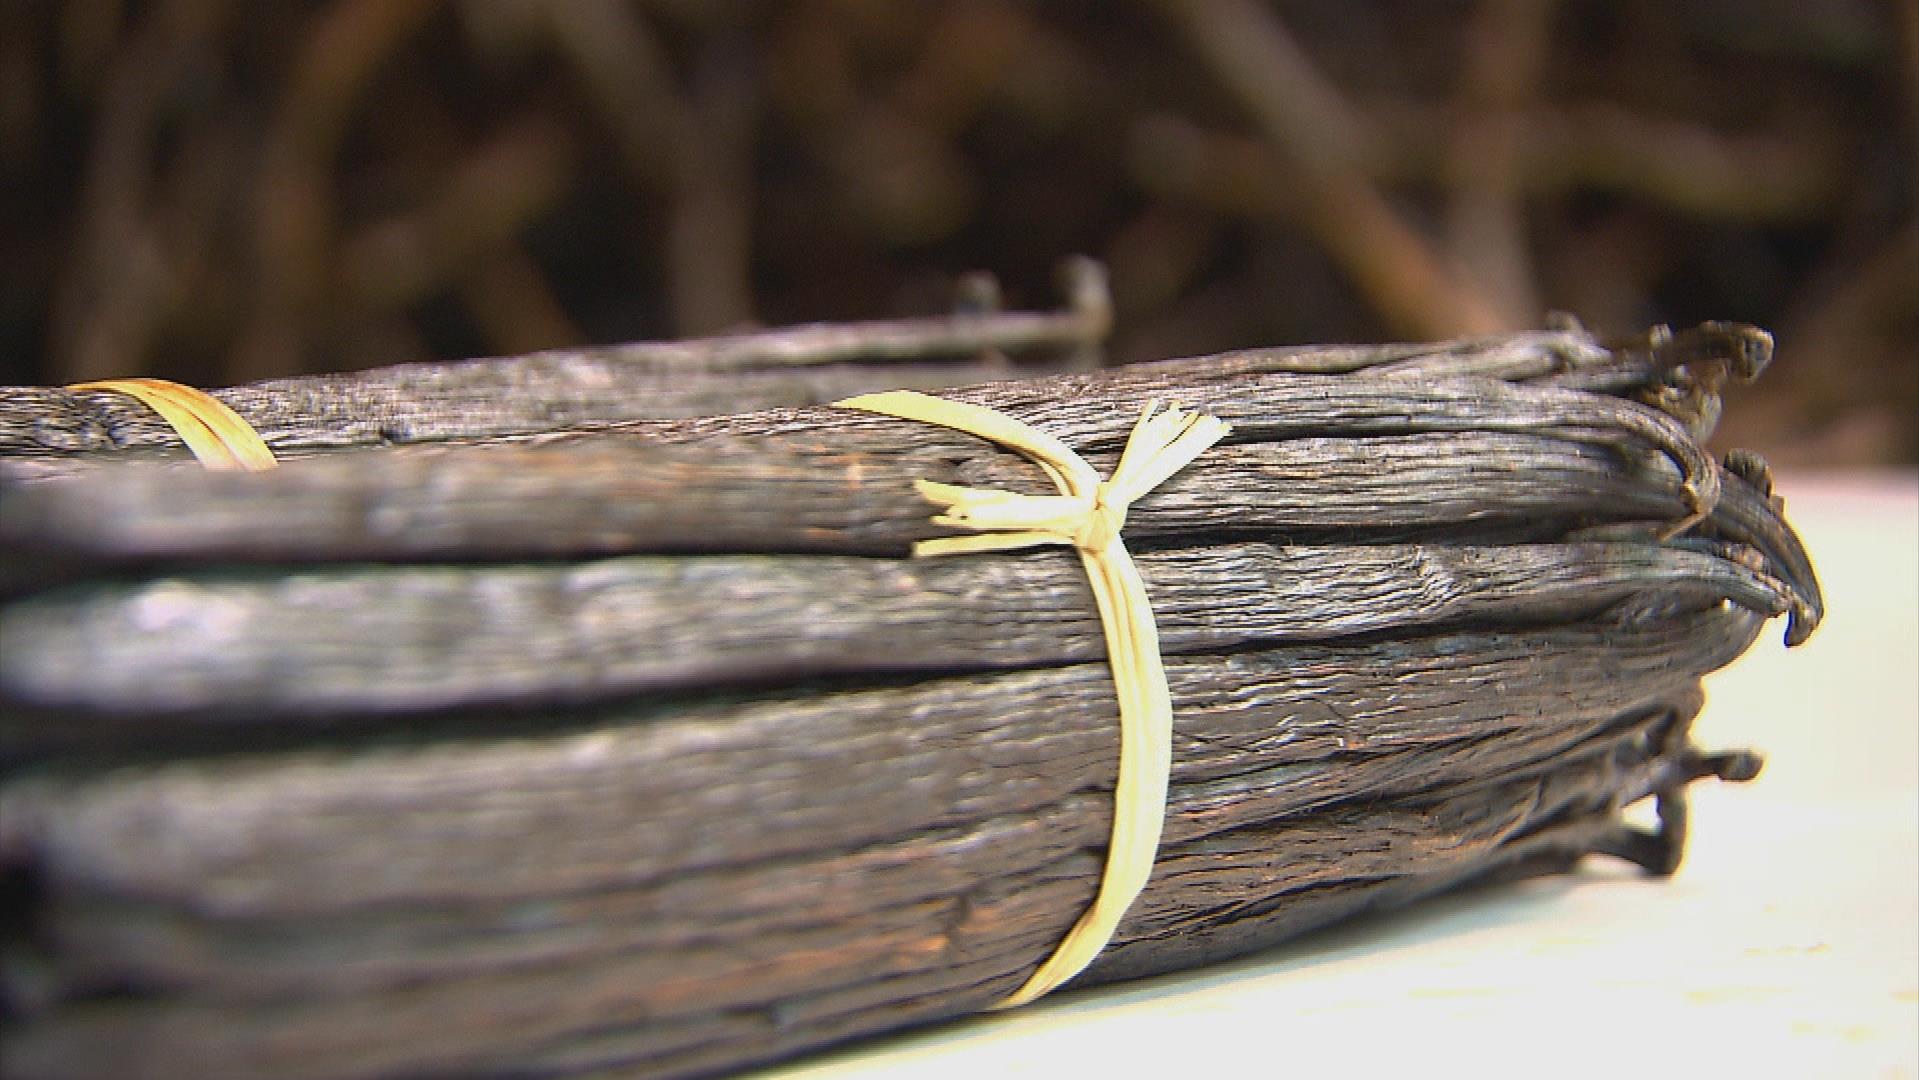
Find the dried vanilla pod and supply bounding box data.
[0,319,1819,1079]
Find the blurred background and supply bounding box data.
[1,0,1913,463]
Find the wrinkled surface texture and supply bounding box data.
[0,322,1820,1079]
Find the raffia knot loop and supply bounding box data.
[1078,489,1127,551]
[836,390,1229,1009]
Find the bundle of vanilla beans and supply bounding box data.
[0,309,1819,1079]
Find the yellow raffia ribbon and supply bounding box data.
[67,378,277,472]
[836,389,1230,1008]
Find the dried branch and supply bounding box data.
[1149,0,1512,338]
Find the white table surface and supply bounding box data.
[761,470,1919,1080]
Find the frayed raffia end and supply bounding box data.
[836,390,1229,1009]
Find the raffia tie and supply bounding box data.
[67,378,277,472]
[836,390,1230,1009]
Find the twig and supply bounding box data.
[245,0,443,379]
[1375,100,1847,223]
[458,246,584,357]
[546,0,763,337]
[48,0,230,384]
[667,39,760,335]
[335,112,579,312]
[1149,0,1512,339]
[544,0,682,192]
[1443,0,1555,324]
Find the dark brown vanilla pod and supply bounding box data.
[0,260,1112,461]
[0,319,1819,1079]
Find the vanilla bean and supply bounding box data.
[0,323,1818,1079]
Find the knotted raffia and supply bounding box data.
[837,389,1231,1007]
[66,378,277,471]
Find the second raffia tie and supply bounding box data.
[835,390,1230,1009]
[66,378,277,472]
